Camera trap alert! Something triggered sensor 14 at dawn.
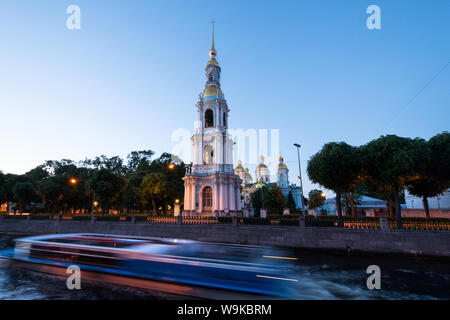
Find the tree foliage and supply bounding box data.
[306,132,449,226]
[141,172,168,215]
[250,184,287,216]
[307,142,361,225]
[308,189,325,213]
[0,150,187,215]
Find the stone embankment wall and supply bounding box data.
[0,219,449,258]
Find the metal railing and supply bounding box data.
[1,213,449,231]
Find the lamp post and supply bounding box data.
[91,193,97,216]
[293,143,305,213]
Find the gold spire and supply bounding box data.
[210,20,216,57]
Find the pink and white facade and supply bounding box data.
[182,24,242,217]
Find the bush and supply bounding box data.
[125,215,147,222]
[217,217,232,224]
[96,215,120,222]
[3,215,28,220]
[242,217,271,225]
[30,215,53,220]
[71,215,92,221]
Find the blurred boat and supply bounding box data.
[0,233,299,299]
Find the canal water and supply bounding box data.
[0,233,449,300]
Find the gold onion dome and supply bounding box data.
[202,85,224,98]
[256,163,268,170]
[235,160,244,172]
[256,155,268,170]
[278,156,287,169]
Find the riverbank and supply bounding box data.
[1,219,449,259]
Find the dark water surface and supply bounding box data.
[0,233,449,300]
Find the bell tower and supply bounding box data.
[183,22,242,217]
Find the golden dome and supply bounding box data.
[277,156,288,169]
[235,160,244,172]
[256,163,268,170]
[202,85,224,98]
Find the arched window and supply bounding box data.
[204,145,214,165]
[209,75,214,82]
[223,112,227,127]
[205,109,214,128]
[202,186,213,211]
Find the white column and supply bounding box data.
[191,183,196,213]
[198,187,203,213]
[184,183,190,211]
[213,183,219,212]
[236,183,241,211]
[223,182,229,212]
[229,182,235,211]
[219,182,224,211]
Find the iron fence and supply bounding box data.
[1,213,449,231]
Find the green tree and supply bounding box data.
[141,172,168,215]
[121,175,143,213]
[265,184,287,215]
[12,181,41,213]
[308,189,325,215]
[406,132,450,218]
[127,150,155,173]
[0,174,20,206]
[362,135,421,228]
[250,185,267,217]
[250,184,287,216]
[149,153,186,210]
[87,169,127,214]
[286,191,296,213]
[0,171,5,203]
[307,142,361,226]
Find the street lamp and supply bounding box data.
[70,178,77,184]
[168,164,175,170]
[91,193,97,216]
[293,143,305,213]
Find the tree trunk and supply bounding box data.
[423,196,430,219]
[388,200,394,219]
[336,192,343,227]
[350,192,357,218]
[152,199,156,217]
[393,185,402,229]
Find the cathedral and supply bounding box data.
[182,23,242,217]
[235,156,304,212]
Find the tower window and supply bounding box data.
[202,186,213,211]
[205,109,214,128]
[209,75,214,82]
[223,112,227,127]
[204,145,214,165]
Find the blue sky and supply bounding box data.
[0,0,449,197]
